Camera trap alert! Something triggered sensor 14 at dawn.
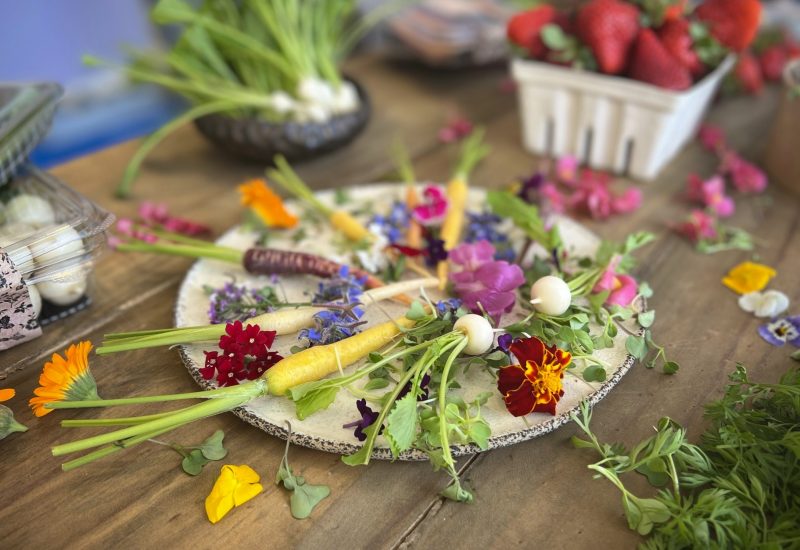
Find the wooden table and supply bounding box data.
[1,55,797,548]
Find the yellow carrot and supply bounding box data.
[436,129,490,289]
[266,315,416,396]
[392,139,423,249]
[269,155,373,243]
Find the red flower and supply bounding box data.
[497,337,571,417]
[215,356,248,387]
[219,321,275,357]
[203,322,282,387]
[245,351,282,380]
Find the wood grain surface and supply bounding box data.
[0,54,797,549]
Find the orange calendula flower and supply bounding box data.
[238,179,298,229]
[722,261,776,295]
[497,336,571,417]
[0,388,15,402]
[205,464,264,524]
[29,341,99,417]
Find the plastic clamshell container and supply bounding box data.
[511,56,735,181]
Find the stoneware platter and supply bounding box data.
[176,184,638,460]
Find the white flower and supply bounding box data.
[354,225,389,274]
[738,290,789,318]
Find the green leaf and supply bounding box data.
[466,419,491,450]
[638,282,653,298]
[540,24,568,50]
[363,378,390,391]
[487,191,554,249]
[663,361,680,375]
[626,335,648,360]
[289,480,331,519]
[293,385,340,420]
[181,449,211,476]
[440,482,474,503]
[334,188,350,205]
[791,350,800,362]
[197,430,228,460]
[583,365,607,383]
[636,458,670,487]
[384,394,419,458]
[406,300,427,321]
[638,310,655,328]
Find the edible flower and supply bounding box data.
[686,174,735,217]
[739,290,790,318]
[368,201,410,243]
[238,179,298,229]
[0,388,15,402]
[722,153,768,194]
[464,211,515,262]
[556,155,579,184]
[673,210,718,243]
[722,262,776,295]
[438,116,474,143]
[343,398,380,441]
[205,464,264,524]
[138,201,211,236]
[449,240,525,323]
[201,323,282,386]
[497,336,571,416]
[697,123,726,152]
[758,316,800,347]
[592,255,638,307]
[29,341,99,417]
[412,185,448,226]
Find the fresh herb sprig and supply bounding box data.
[572,364,800,547]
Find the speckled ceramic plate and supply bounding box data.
[176,184,639,460]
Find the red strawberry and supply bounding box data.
[576,0,641,75]
[696,0,761,52]
[663,0,688,22]
[507,6,557,59]
[759,45,787,82]
[629,29,692,90]
[658,19,704,77]
[734,52,764,94]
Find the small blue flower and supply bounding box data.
[312,265,367,305]
[435,298,462,316]
[369,201,410,244]
[464,210,515,262]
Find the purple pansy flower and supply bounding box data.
[496,333,514,353]
[449,240,525,324]
[758,316,800,347]
[343,398,380,441]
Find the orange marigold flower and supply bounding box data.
[238,179,298,229]
[0,388,15,402]
[29,341,99,417]
[497,336,571,417]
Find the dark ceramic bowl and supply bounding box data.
[193,79,370,162]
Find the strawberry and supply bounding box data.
[759,45,787,82]
[658,19,704,77]
[507,6,557,59]
[576,0,641,75]
[662,0,688,22]
[695,0,762,52]
[734,52,764,94]
[628,28,692,90]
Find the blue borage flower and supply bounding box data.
[758,316,800,347]
[369,201,410,244]
[435,298,462,316]
[464,210,515,262]
[299,305,366,346]
[312,265,367,304]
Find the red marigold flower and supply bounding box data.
[497,336,571,417]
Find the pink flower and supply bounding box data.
[438,117,474,143]
[138,201,169,224]
[569,178,614,220]
[698,123,726,152]
[114,217,157,244]
[674,210,718,243]
[701,176,735,217]
[592,255,638,307]
[449,240,525,323]
[723,153,767,194]
[539,181,567,213]
[686,173,706,202]
[612,188,642,214]
[137,201,211,236]
[556,156,579,185]
[412,185,448,226]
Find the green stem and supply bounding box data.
[46,383,254,410]
[437,336,469,470]
[61,424,180,471]
[115,241,243,264]
[61,406,196,427]
[96,324,225,355]
[452,128,489,182]
[117,100,233,198]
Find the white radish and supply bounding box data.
[453,314,494,355]
[29,225,85,268]
[27,284,42,318]
[530,275,572,316]
[5,194,56,228]
[38,275,87,306]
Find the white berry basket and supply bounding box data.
[511,55,735,181]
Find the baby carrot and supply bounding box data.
[266,315,416,396]
[268,155,373,243]
[436,129,490,289]
[392,139,423,249]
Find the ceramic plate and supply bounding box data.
[176,184,638,460]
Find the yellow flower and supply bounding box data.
[238,179,298,229]
[722,261,777,295]
[0,388,15,402]
[29,341,99,417]
[205,464,264,524]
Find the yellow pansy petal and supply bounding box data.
[722,261,777,295]
[233,481,263,507]
[228,464,261,484]
[205,492,235,524]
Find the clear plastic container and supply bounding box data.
[0,82,114,340]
